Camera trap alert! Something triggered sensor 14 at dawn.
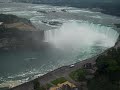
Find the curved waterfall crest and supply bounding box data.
[44,21,119,49]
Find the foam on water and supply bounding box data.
[0,70,44,88]
[89,15,102,19]
[68,9,95,13]
[45,21,119,50]
[0,3,120,89]
[5,11,40,17]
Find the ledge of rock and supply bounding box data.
[0,14,45,51]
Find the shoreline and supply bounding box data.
[9,51,104,90]
[6,16,120,90]
[9,39,120,90]
[0,4,119,89]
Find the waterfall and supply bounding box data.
[44,21,119,49]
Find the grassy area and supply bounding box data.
[45,83,53,89]
[51,77,67,85]
[69,69,87,81]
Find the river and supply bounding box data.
[0,2,120,88]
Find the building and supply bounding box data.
[50,81,77,90]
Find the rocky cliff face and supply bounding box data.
[0,14,44,51]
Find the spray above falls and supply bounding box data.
[44,21,119,50]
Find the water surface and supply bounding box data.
[0,2,119,88]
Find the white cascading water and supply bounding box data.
[44,21,119,50]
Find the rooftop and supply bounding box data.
[50,81,76,90]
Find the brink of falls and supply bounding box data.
[45,21,119,50]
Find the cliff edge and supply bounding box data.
[0,14,44,51]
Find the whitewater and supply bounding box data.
[0,2,120,89]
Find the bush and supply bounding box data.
[96,51,120,81]
[33,79,41,90]
[51,77,67,85]
[33,79,45,90]
[46,83,53,89]
[90,47,120,90]
[69,69,87,81]
[88,76,119,90]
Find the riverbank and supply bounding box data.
[10,55,97,90]
[5,13,120,90]
[0,8,119,90]
[9,36,120,90]
[9,44,117,90]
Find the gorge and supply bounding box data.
[0,2,120,90]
